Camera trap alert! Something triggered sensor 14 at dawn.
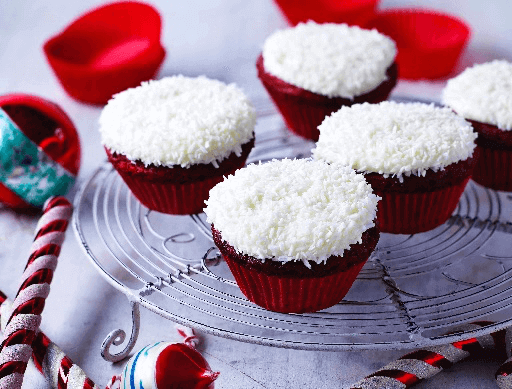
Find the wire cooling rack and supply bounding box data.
[73,99,512,353]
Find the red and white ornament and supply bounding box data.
[116,326,219,389]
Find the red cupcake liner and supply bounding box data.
[256,55,397,141]
[116,171,228,215]
[223,254,367,313]
[373,177,470,234]
[43,1,165,105]
[472,146,512,192]
[107,139,253,215]
[365,9,470,79]
[273,0,379,27]
[467,120,512,192]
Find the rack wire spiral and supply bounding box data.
[73,99,512,352]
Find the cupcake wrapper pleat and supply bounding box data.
[375,178,470,234]
[117,171,225,215]
[223,255,367,313]
[472,146,512,191]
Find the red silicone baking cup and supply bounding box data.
[224,253,368,314]
[365,9,470,79]
[273,0,379,27]
[0,94,80,210]
[43,1,165,105]
[372,177,470,234]
[469,120,512,191]
[256,55,397,141]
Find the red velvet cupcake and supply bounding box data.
[99,76,256,214]
[442,60,512,192]
[257,22,397,141]
[314,101,478,234]
[204,159,380,313]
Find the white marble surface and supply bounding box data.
[1,0,512,388]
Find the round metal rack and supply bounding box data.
[73,100,512,357]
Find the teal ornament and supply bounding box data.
[0,109,75,208]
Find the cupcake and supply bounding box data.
[204,159,380,313]
[99,75,256,214]
[313,101,478,234]
[442,60,512,191]
[257,21,398,141]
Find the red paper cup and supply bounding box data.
[364,155,477,234]
[0,94,80,210]
[224,256,368,313]
[372,178,471,234]
[365,9,470,79]
[114,170,230,215]
[256,54,398,141]
[469,120,512,192]
[274,0,379,27]
[212,226,380,313]
[106,138,254,215]
[43,1,166,105]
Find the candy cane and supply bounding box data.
[1,294,99,389]
[0,197,72,389]
[351,322,508,389]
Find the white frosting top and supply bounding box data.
[99,75,256,168]
[313,101,477,179]
[442,60,512,131]
[205,159,379,267]
[262,21,396,99]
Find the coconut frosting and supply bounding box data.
[442,60,512,131]
[261,21,396,99]
[204,159,379,267]
[99,75,256,168]
[313,101,477,179]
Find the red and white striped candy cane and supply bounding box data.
[351,322,508,389]
[0,196,72,389]
[0,292,99,389]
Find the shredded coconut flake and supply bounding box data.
[205,159,379,266]
[262,21,396,99]
[99,75,256,167]
[313,101,477,179]
[442,60,512,131]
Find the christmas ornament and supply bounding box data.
[0,94,80,210]
[116,326,219,389]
